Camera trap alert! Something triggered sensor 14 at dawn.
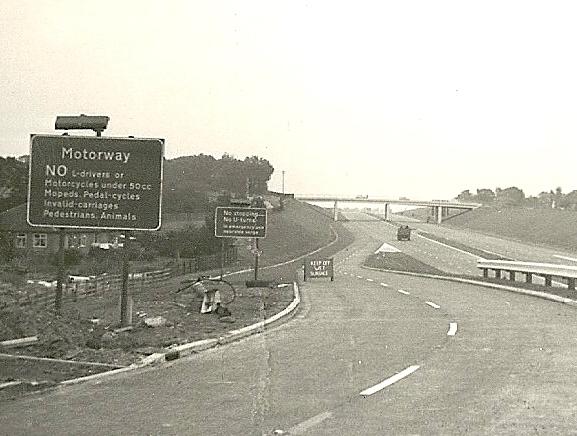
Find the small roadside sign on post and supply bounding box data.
[214,206,267,282]
[304,258,334,281]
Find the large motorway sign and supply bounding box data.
[214,206,267,238]
[28,135,164,230]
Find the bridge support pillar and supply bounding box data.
[384,203,390,221]
[333,201,338,222]
[436,206,443,224]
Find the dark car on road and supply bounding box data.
[397,225,411,241]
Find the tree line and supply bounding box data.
[0,153,275,266]
[0,153,275,214]
[162,153,274,213]
[456,186,577,209]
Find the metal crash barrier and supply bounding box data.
[477,259,577,290]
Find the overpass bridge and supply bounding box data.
[294,195,482,223]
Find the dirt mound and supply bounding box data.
[0,306,95,359]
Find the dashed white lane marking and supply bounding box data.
[356,275,364,279]
[380,283,389,287]
[288,411,333,434]
[447,322,458,336]
[360,365,421,396]
[397,289,410,295]
[366,278,374,282]
[425,301,441,309]
[0,380,22,389]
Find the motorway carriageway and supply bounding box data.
[1,213,577,434]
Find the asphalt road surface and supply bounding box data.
[2,213,577,435]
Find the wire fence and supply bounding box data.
[0,247,238,310]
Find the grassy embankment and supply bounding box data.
[443,207,577,251]
[397,205,577,252]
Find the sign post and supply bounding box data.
[55,228,65,312]
[120,231,132,327]
[214,206,267,280]
[28,134,163,325]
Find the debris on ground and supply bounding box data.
[0,280,295,393]
[143,316,167,328]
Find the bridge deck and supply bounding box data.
[295,196,481,209]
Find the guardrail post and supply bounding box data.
[568,278,576,291]
[525,272,533,284]
[544,275,552,287]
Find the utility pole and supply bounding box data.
[280,170,285,209]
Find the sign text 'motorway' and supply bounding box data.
[28,135,164,230]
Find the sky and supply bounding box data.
[1,1,577,200]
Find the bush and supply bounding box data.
[49,248,84,267]
[0,268,26,286]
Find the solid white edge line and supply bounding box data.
[413,232,485,260]
[360,365,420,396]
[447,322,458,336]
[397,289,410,295]
[425,301,441,309]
